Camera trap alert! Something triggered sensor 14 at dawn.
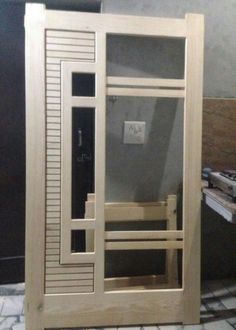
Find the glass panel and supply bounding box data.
[72,108,95,219]
[72,73,95,96]
[107,35,185,79]
[105,96,184,291]
[71,229,94,253]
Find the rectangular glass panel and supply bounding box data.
[105,95,184,290]
[72,108,95,219]
[107,35,185,79]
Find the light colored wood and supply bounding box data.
[46,286,94,294]
[46,30,95,39]
[46,279,93,287]
[46,43,94,53]
[25,4,46,330]
[47,37,95,46]
[105,230,183,240]
[43,290,183,328]
[70,219,95,230]
[71,96,97,108]
[166,195,178,287]
[105,241,183,250]
[46,273,93,281]
[182,13,204,324]
[107,76,185,88]
[45,11,187,37]
[47,50,94,60]
[107,87,185,98]
[93,32,106,295]
[25,5,203,328]
[60,61,96,265]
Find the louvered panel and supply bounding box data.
[44,29,95,294]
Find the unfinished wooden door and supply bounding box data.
[25,4,204,330]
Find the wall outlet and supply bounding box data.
[123,121,146,144]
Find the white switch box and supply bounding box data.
[123,121,146,144]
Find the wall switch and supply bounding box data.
[123,121,146,144]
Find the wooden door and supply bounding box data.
[25,4,204,329]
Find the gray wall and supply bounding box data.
[103,0,236,98]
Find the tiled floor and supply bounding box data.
[0,279,236,330]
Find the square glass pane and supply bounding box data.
[72,73,95,96]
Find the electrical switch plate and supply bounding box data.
[123,121,146,144]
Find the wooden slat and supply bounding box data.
[46,77,60,84]
[105,230,183,240]
[46,273,94,281]
[47,50,95,60]
[46,43,94,53]
[107,76,185,88]
[47,103,60,110]
[105,241,183,250]
[47,37,95,46]
[45,286,93,294]
[46,57,94,64]
[46,30,95,40]
[70,219,95,230]
[46,142,60,149]
[46,63,60,71]
[46,279,93,287]
[46,267,93,274]
[47,97,60,104]
[46,70,60,78]
[72,96,97,108]
[47,84,60,91]
[107,87,185,98]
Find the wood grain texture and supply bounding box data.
[202,98,236,171]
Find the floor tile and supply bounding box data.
[203,319,234,329]
[0,316,18,329]
[12,322,25,330]
[1,296,24,317]
[158,325,183,329]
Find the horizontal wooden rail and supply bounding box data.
[107,76,185,88]
[105,241,183,250]
[70,219,95,230]
[107,87,185,98]
[105,230,183,240]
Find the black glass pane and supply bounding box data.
[72,73,95,96]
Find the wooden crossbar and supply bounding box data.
[105,241,183,250]
[105,230,183,240]
[107,76,185,88]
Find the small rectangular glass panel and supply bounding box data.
[72,73,95,96]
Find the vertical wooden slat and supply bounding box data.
[25,4,46,330]
[183,13,204,324]
[166,195,178,287]
[94,32,106,295]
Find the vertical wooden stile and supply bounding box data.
[25,4,46,330]
[183,13,204,324]
[94,32,106,295]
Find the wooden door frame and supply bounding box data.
[25,4,204,329]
